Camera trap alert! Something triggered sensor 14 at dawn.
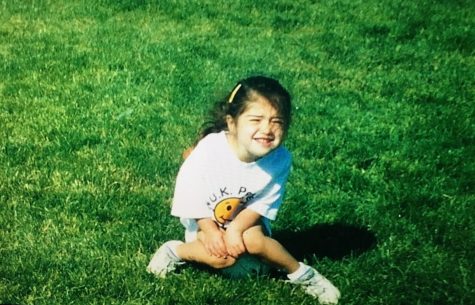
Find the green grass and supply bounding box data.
[1,0,474,304]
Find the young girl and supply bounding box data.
[147,76,340,304]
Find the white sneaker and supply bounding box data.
[146,240,184,278]
[288,265,341,304]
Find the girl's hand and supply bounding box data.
[224,227,246,258]
[199,229,228,258]
[223,208,261,257]
[196,218,228,257]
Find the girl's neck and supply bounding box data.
[225,132,258,163]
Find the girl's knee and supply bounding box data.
[242,226,266,255]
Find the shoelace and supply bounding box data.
[304,276,327,295]
[298,269,327,295]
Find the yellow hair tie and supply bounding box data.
[228,83,242,103]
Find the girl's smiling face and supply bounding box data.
[226,93,286,163]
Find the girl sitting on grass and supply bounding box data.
[147,76,340,304]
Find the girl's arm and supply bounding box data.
[197,218,228,258]
[224,208,261,257]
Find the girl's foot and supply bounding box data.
[147,240,184,278]
[287,263,340,304]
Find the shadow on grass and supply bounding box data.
[273,223,377,261]
[183,223,377,279]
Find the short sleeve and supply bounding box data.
[170,146,212,219]
[245,149,292,220]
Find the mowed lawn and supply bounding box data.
[0,0,473,304]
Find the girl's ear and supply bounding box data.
[226,115,236,133]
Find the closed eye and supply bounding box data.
[247,117,262,123]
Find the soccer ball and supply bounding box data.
[221,254,270,279]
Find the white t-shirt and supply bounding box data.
[171,131,291,241]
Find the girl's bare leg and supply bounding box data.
[176,240,237,269]
[242,225,300,273]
